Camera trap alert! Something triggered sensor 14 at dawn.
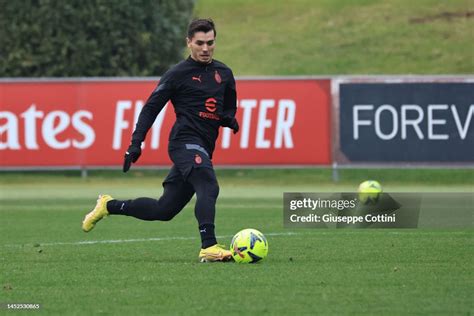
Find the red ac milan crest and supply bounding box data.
[214,70,222,84]
[195,154,202,164]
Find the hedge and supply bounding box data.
[0,0,194,77]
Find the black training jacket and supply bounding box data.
[131,56,237,157]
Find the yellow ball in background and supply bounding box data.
[358,180,383,204]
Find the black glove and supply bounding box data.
[221,116,239,134]
[123,141,142,172]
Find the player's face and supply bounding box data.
[187,31,215,64]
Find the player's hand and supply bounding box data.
[221,116,239,134]
[123,142,142,173]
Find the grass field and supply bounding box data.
[195,0,474,75]
[1,169,472,314]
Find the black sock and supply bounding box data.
[199,223,217,249]
[107,200,128,214]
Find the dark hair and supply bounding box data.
[187,18,216,39]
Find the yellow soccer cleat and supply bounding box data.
[198,244,233,263]
[82,195,113,232]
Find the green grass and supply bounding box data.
[194,0,474,75]
[0,169,472,314]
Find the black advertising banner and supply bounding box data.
[339,83,474,162]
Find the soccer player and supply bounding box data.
[82,18,239,262]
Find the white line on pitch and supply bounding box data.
[3,232,301,247]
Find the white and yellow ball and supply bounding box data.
[230,228,268,263]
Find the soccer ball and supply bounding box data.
[358,180,383,204]
[230,229,268,263]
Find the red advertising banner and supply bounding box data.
[0,79,331,167]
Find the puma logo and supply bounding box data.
[192,75,202,83]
